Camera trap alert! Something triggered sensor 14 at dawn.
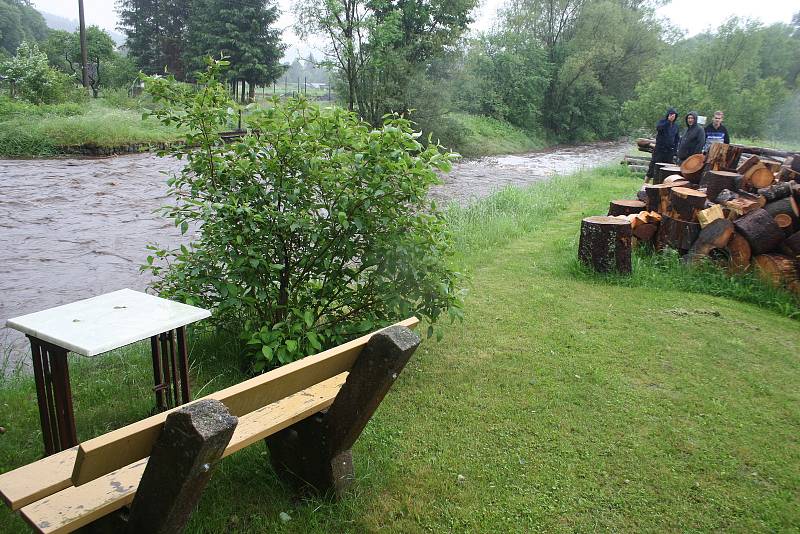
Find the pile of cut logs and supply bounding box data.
[580,143,800,298]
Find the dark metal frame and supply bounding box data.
[27,325,192,456]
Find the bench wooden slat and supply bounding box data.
[20,373,348,534]
[72,317,417,486]
[0,447,78,511]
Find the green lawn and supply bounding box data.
[0,167,797,532]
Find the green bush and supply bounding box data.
[142,60,464,371]
[0,41,72,104]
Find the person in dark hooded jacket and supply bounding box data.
[677,111,704,163]
[647,107,679,180]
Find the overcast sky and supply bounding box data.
[31,0,799,60]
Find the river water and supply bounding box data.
[0,140,628,367]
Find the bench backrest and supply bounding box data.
[71,317,418,485]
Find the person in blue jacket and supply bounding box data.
[704,110,730,152]
[677,111,705,164]
[647,107,679,180]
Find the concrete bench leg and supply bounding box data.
[266,325,420,497]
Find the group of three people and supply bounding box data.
[646,108,730,179]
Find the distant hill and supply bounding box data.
[41,11,126,47]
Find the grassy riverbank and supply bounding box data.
[1,166,798,532]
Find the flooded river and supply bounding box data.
[0,140,628,367]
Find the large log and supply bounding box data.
[680,153,705,183]
[655,164,682,185]
[632,222,658,244]
[608,199,647,217]
[753,254,799,288]
[706,143,743,171]
[720,232,752,273]
[669,187,707,221]
[763,196,799,224]
[732,208,784,255]
[657,214,700,252]
[736,155,760,176]
[688,218,734,259]
[743,163,775,190]
[781,230,800,259]
[703,170,739,202]
[757,181,793,203]
[645,183,676,213]
[775,213,794,236]
[578,216,632,274]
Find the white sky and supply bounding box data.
[32,0,799,61]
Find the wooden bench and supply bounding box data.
[0,319,420,533]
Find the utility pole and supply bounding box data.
[78,0,89,89]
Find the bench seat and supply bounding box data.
[18,373,348,534]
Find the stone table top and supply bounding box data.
[6,288,211,356]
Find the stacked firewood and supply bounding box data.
[580,146,800,297]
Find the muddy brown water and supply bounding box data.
[0,140,629,368]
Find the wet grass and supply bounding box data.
[0,98,183,157]
[0,166,798,532]
[445,113,546,157]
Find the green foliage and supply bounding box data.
[0,41,71,104]
[184,0,285,97]
[0,0,47,55]
[117,0,191,79]
[623,64,712,130]
[142,60,464,370]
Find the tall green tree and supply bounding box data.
[115,0,190,79]
[0,0,48,55]
[185,0,285,101]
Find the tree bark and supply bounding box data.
[669,187,707,222]
[743,163,775,190]
[721,231,752,273]
[645,183,678,213]
[578,216,632,274]
[703,170,739,202]
[687,218,734,259]
[680,153,705,183]
[781,230,800,259]
[763,196,799,225]
[757,181,793,203]
[657,214,701,253]
[753,254,799,288]
[706,142,742,171]
[608,200,646,217]
[732,208,784,255]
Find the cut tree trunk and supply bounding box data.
[723,197,760,219]
[732,208,784,254]
[706,142,743,171]
[657,214,701,252]
[736,155,760,175]
[578,216,632,274]
[781,230,800,259]
[632,223,658,244]
[664,176,689,186]
[669,187,707,221]
[680,153,705,183]
[608,200,647,217]
[655,164,682,185]
[758,181,793,203]
[720,231,752,273]
[775,213,794,236]
[698,204,724,227]
[753,254,799,288]
[703,170,739,202]
[645,183,677,213]
[763,196,799,225]
[687,218,734,259]
[743,163,775,190]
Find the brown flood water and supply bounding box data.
[0,140,629,368]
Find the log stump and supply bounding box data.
[703,170,739,202]
[669,187,707,222]
[645,183,677,213]
[753,254,799,288]
[758,182,793,203]
[655,164,682,185]
[732,208,784,255]
[578,216,632,274]
[743,163,774,190]
[707,142,742,171]
[608,199,646,217]
[657,214,701,253]
[764,196,799,225]
[720,231,752,273]
[680,153,705,183]
[736,155,760,175]
[688,218,734,259]
[781,230,800,259]
[775,213,795,236]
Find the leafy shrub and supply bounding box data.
[143,59,464,371]
[0,95,83,120]
[0,41,71,104]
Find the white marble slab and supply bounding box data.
[6,289,211,356]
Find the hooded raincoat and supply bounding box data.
[677,111,704,162]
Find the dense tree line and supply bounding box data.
[0,0,47,55]
[116,0,285,100]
